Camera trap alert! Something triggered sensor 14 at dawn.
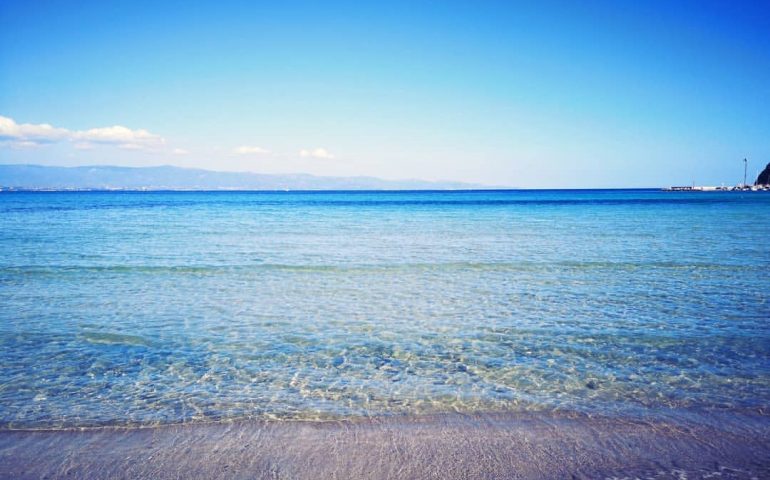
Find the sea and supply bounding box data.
[0,189,768,429]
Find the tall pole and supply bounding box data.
[744,158,747,187]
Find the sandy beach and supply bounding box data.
[1,410,768,479]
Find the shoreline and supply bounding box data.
[1,404,767,432]
[1,409,768,479]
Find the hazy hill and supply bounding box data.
[0,164,494,190]
[756,163,770,186]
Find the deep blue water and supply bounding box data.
[0,189,768,428]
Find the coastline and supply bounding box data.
[1,409,768,479]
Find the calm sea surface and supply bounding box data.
[0,190,768,428]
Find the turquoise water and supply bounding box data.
[0,190,768,428]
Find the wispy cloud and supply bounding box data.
[0,115,166,151]
[172,148,189,155]
[233,145,270,155]
[299,147,334,159]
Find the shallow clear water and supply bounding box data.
[0,190,768,428]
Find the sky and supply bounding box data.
[1,0,769,188]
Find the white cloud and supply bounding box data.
[0,115,69,146]
[72,125,165,150]
[233,145,270,155]
[172,148,189,155]
[0,115,166,151]
[299,147,334,159]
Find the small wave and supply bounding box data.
[0,261,760,276]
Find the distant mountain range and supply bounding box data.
[0,164,496,191]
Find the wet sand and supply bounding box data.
[1,410,768,479]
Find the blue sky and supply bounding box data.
[1,0,769,187]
